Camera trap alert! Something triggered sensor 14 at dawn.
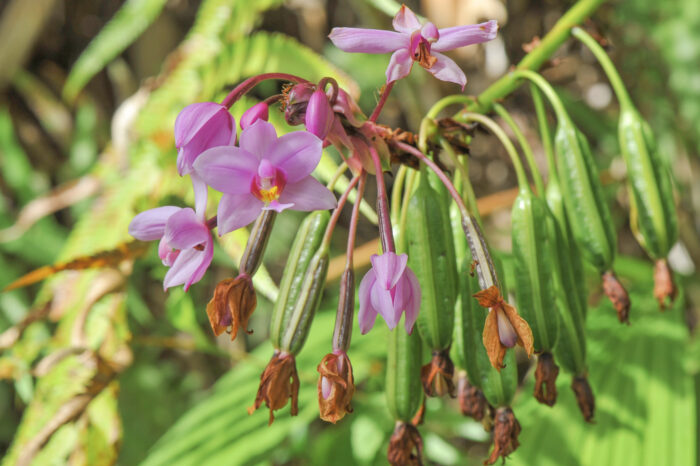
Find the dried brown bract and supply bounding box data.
[572,375,595,423]
[206,274,256,340]
[387,422,424,466]
[653,259,677,310]
[534,352,560,406]
[420,350,455,397]
[248,351,299,425]
[457,372,490,422]
[317,351,355,423]
[602,271,631,324]
[485,407,521,465]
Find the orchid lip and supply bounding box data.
[251,164,287,204]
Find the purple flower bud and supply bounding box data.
[305,89,335,140]
[284,82,316,126]
[240,102,269,129]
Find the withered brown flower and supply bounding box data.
[474,285,534,370]
[206,274,256,340]
[601,271,631,324]
[571,375,595,423]
[534,351,559,406]
[457,372,491,423]
[653,258,677,310]
[317,351,355,423]
[387,422,424,466]
[485,407,521,465]
[248,351,299,425]
[420,350,455,397]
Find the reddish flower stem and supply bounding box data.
[221,73,309,109]
[369,81,395,122]
[369,146,396,253]
[346,171,366,269]
[321,174,362,249]
[392,141,470,219]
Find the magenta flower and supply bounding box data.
[192,120,337,235]
[128,183,213,291]
[329,5,497,88]
[305,89,335,140]
[175,102,236,175]
[358,252,421,334]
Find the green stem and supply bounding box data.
[572,27,632,109]
[493,103,545,196]
[457,0,606,116]
[460,112,531,193]
[512,70,570,124]
[426,94,475,119]
[530,83,558,182]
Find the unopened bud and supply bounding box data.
[248,351,299,425]
[240,102,269,129]
[305,89,335,139]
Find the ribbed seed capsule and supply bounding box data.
[270,211,330,349]
[386,325,424,423]
[511,185,560,405]
[407,168,458,397]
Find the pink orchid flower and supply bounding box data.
[128,182,213,291]
[358,252,421,334]
[329,5,497,88]
[192,120,337,235]
[175,102,236,176]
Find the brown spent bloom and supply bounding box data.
[420,349,455,397]
[571,375,595,423]
[206,274,257,340]
[248,351,299,425]
[317,351,355,423]
[387,422,424,466]
[457,372,492,423]
[653,259,677,310]
[474,285,534,370]
[602,271,631,324]
[485,407,521,465]
[534,351,560,406]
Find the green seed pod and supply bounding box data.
[386,326,424,422]
[555,122,616,273]
[270,211,330,350]
[511,185,559,353]
[619,107,678,259]
[407,168,458,352]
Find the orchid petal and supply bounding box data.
[184,235,214,291]
[358,269,379,334]
[240,120,277,159]
[386,48,413,83]
[425,51,467,89]
[164,208,209,250]
[217,193,263,235]
[278,176,337,211]
[267,131,323,183]
[432,20,498,52]
[163,244,210,291]
[371,284,398,329]
[190,173,208,218]
[328,28,406,53]
[262,200,294,213]
[174,102,230,147]
[392,5,421,33]
[192,146,258,194]
[403,268,421,333]
[370,252,408,290]
[129,206,181,241]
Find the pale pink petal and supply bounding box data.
[216,193,263,235]
[192,146,258,194]
[174,102,229,147]
[421,22,439,42]
[392,5,421,33]
[432,20,498,52]
[403,268,421,333]
[266,131,323,183]
[278,176,337,211]
[358,269,379,334]
[262,200,294,213]
[497,310,518,347]
[371,284,398,330]
[239,120,277,159]
[164,208,209,250]
[425,51,467,89]
[328,28,406,53]
[386,48,413,83]
[190,173,208,218]
[163,240,211,291]
[370,252,408,290]
[129,206,181,241]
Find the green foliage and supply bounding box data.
[63,0,170,102]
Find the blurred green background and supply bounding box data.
[0,0,698,464]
